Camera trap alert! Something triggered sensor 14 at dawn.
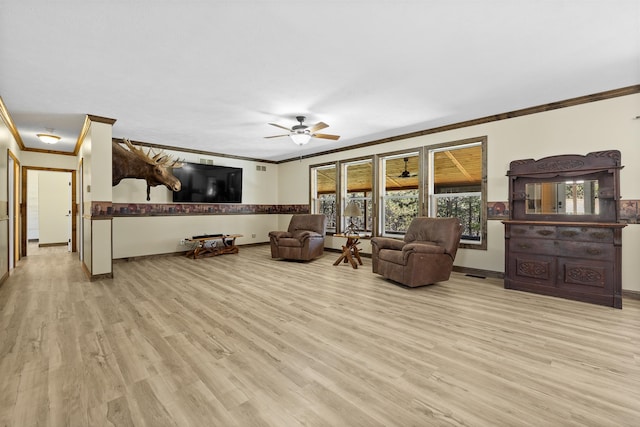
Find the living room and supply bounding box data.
[1,1,639,425]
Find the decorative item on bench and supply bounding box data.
[343,201,363,235]
[112,138,183,201]
[269,214,327,261]
[371,217,462,287]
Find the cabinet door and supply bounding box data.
[557,257,613,293]
[509,253,557,286]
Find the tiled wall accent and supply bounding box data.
[90,201,309,218]
[91,200,640,222]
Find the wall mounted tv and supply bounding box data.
[172,163,243,203]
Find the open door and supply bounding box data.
[21,167,77,256]
[38,171,71,248]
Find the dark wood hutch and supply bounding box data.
[503,150,625,308]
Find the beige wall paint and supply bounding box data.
[21,151,77,169]
[111,149,280,258]
[112,149,278,204]
[113,214,278,258]
[0,119,21,279]
[278,94,640,291]
[88,121,113,276]
[79,128,92,270]
[4,94,638,291]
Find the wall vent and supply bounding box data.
[256,165,267,172]
[200,158,214,165]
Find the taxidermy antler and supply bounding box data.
[112,138,183,201]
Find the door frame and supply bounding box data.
[21,166,77,257]
[8,150,19,268]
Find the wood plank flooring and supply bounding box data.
[1,245,639,426]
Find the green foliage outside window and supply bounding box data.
[318,194,336,230]
[384,189,419,235]
[435,194,481,241]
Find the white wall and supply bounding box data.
[277,94,640,291]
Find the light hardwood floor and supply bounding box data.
[1,245,639,426]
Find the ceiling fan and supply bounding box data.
[265,116,340,145]
[398,157,418,178]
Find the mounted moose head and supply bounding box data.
[112,138,183,201]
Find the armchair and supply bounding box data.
[371,217,462,287]
[269,214,327,261]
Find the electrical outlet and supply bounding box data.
[180,239,185,245]
[251,233,256,238]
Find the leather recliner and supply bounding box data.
[371,217,462,287]
[269,214,327,261]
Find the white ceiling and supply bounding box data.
[1,1,639,162]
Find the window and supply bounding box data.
[342,159,373,234]
[428,139,486,248]
[380,153,420,236]
[311,164,336,232]
[310,137,486,250]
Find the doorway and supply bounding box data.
[21,167,77,257]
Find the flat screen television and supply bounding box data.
[172,163,242,203]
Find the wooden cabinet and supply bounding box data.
[504,151,625,308]
[504,221,624,308]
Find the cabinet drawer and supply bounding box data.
[557,241,613,260]
[509,238,557,254]
[509,225,555,238]
[556,227,613,243]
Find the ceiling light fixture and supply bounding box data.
[289,132,311,146]
[37,131,61,144]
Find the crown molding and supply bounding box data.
[0,96,26,150]
[276,84,640,164]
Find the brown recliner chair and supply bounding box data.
[371,217,462,287]
[269,214,327,261]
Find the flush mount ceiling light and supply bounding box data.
[37,130,61,144]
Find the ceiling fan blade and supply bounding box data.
[312,133,340,141]
[268,123,293,132]
[307,121,329,133]
[264,134,289,139]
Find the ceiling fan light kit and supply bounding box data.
[290,132,312,145]
[266,115,340,146]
